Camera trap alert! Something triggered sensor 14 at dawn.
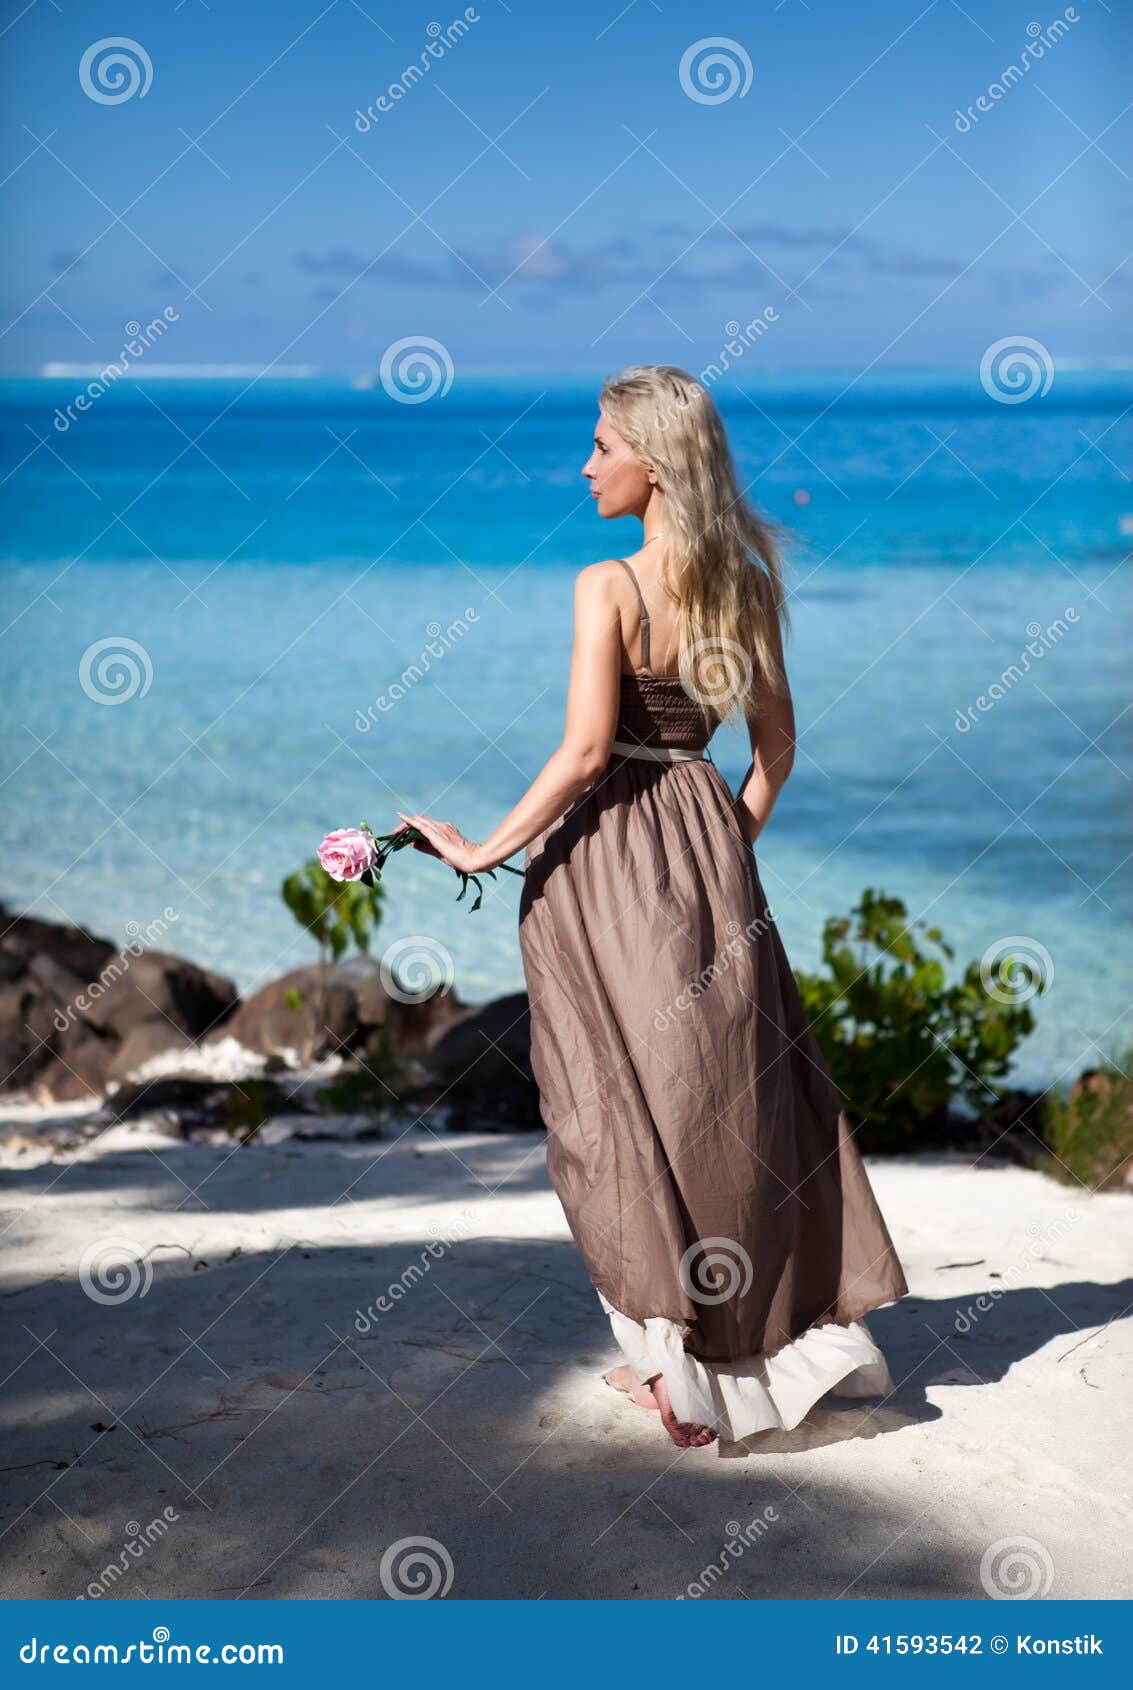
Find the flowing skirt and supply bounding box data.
[518,755,908,1440]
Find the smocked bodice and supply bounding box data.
[614,672,713,752]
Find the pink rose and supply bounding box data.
[317,827,377,883]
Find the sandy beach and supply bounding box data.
[3,0,1131,1634]
[1,1112,1129,1601]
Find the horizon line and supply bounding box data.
[7,357,1133,383]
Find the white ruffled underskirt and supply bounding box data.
[598,1292,894,1442]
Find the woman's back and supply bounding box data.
[611,549,683,677]
[608,554,713,755]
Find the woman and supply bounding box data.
[399,364,908,1450]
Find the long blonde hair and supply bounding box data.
[600,364,788,718]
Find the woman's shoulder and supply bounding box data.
[573,558,631,601]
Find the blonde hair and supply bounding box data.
[599,364,788,717]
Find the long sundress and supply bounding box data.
[517,559,908,1443]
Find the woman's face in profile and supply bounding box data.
[582,412,653,521]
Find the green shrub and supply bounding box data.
[794,889,1036,1152]
[281,858,385,962]
[317,1034,401,1116]
[223,1079,272,1143]
[1039,1051,1133,1190]
[280,858,386,1065]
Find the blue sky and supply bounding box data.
[0,0,1128,374]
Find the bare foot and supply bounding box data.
[603,1364,659,1410]
[650,1374,717,1449]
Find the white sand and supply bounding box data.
[0,1117,1130,1601]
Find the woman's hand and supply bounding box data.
[395,812,487,874]
[389,818,442,859]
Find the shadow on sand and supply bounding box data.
[2,1158,1127,1600]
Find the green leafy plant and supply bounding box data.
[794,889,1037,1151]
[282,856,385,962]
[317,1033,401,1116]
[281,856,386,1064]
[223,1079,272,1144]
[1039,1049,1133,1190]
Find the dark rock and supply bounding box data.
[104,1074,299,1132]
[221,967,356,1062]
[416,993,542,1131]
[223,957,462,1065]
[0,909,540,1131]
[108,1020,194,1084]
[80,949,237,1041]
[980,1087,1044,1131]
[0,913,111,985]
[0,910,238,1101]
[32,1027,115,1104]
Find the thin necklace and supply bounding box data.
[642,533,666,547]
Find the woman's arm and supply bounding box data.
[734,614,796,846]
[398,564,623,873]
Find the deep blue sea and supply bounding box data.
[1,371,1130,1089]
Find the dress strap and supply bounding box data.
[614,557,651,672]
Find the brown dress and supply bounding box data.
[517,559,908,1439]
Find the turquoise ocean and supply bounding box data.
[1,370,1130,1089]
